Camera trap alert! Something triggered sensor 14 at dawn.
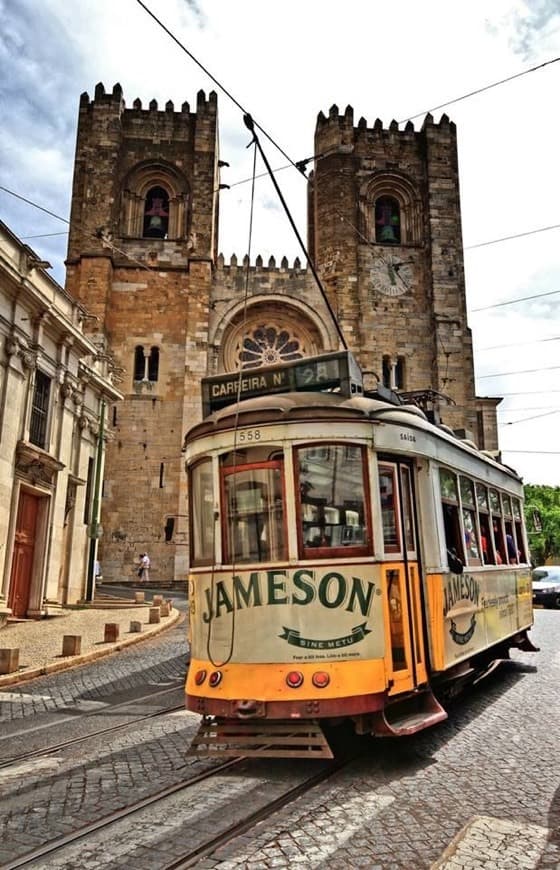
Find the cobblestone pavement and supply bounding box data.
[0,607,559,869]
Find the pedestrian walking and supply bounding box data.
[138,552,150,584]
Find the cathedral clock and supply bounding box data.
[372,253,414,297]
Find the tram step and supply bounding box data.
[371,689,448,737]
[187,719,334,759]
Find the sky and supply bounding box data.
[1,0,559,488]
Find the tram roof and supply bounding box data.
[184,391,522,482]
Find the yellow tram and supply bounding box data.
[183,351,535,757]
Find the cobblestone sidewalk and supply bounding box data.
[0,600,182,688]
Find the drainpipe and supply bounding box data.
[86,399,105,602]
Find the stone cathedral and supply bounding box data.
[65,82,500,583]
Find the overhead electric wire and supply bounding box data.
[21,231,69,240]
[0,185,69,224]
[503,409,560,426]
[476,336,560,352]
[470,289,560,312]
[134,0,302,173]
[478,364,560,379]
[501,449,560,455]
[398,56,560,124]
[465,222,560,250]
[5,180,560,333]
[495,389,560,396]
[0,183,154,274]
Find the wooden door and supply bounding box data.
[8,492,40,618]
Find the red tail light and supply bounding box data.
[286,671,304,688]
[312,671,330,688]
[209,671,223,687]
[194,669,207,685]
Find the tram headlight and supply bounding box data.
[312,671,330,688]
[209,670,223,687]
[194,669,207,685]
[286,671,304,688]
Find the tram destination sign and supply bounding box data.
[202,350,363,417]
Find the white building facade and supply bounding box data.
[0,220,121,622]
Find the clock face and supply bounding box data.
[372,254,413,297]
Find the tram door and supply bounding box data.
[379,460,428,694]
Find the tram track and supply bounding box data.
[1,757,246,869]
[162,752,359,870]
[0,684,186,769]
[2,744,363,869]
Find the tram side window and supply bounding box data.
[512,498,527,563]
[459,477,481,566]
[223,458,286,564]
[439,469,464,570]
[190,460,215,565]
[489,488,506,565]
[296,444,369,557]
[379,465,400,552]
[502,494,520,564]
[476,483,492,564]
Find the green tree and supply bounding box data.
[524,484,560,565]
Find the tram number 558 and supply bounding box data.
[238,429,261,442]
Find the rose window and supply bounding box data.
[237,325,304,370]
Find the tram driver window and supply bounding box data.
[296,444,369,557]
[190,459,215,566]
[222,456,286,564]
[379,466,400,552]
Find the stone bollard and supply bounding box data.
[104,623,120,643]
[134,591,145,604]
[167,598,173,610]
[148,607,161,624]
[62,635,82,657]
[152,594,163,606]
[160,603,170,617]
[0,648,19,675]
[129,620,142,633]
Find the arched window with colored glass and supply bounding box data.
[374,195,401,244]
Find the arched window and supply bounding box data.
[361,172,421,246]
[375,196,401,244]
[134,345,145,381]
[143,186,170,238]
[382,354,405,390]
[148,346,159,381]
[134,345,160,382]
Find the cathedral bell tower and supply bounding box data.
[309,105,498,446]
[65,82,220,583]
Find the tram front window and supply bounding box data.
[296,444,369,556]
[223,462,286,564]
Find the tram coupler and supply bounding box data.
[232,699,266,719]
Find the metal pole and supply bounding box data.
[86,399,105,602]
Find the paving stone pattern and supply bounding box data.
[0,607,559,869]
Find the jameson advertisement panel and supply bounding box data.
[189,566,385,664]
